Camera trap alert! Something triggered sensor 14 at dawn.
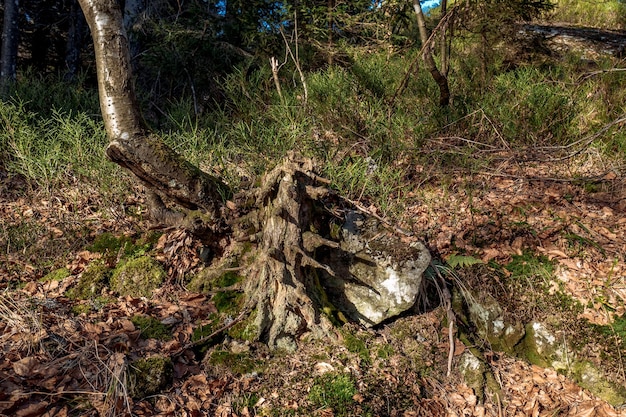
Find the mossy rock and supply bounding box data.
[571,361,626,406]
[516,322,567,370]
[128,356,173,399]
[458,351,486,402]
[454,287,525,354]
[110,256,166,298]
[67,260,111,299]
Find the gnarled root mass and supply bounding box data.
[237,155,341,350]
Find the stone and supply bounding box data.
[458,351,486,401]
[318,211,431,326]
[462,290,525,353]
[518,321,568,370]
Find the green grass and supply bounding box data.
[505,252,555,284]
[0,99,128,197]
[551,0,626,29]
[1,32,624,220]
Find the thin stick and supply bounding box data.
[279,13,308,104]
[270,56,284,104]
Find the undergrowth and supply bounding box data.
[1,30,624,220]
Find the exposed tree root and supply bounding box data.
[239,155,339,350]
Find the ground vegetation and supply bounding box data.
[0,0,626,415]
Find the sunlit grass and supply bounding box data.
[550,0,625,29]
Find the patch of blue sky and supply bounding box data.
[372,0,442,13]
[420,0,442,14]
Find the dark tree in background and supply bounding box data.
[1,0,19,96]
[64,0,87,80]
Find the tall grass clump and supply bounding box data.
[481,66,578,145]
[0,79,130,197]
[550,0,625,29]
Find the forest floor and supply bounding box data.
[1,143,626,416]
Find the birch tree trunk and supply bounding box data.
[77,0,230,222]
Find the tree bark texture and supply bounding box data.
[241,157,338,350]
[1,0,19,96]
[77,0,229,220]
[412,0,450,106]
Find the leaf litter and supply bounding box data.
[1,152,626,416]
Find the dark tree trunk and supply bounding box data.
[122,0,144,62]
[327,0,334,65]
[440,0,449,77]
[1,0,19,96]
[412,0,450,106]
[65,0,87,81]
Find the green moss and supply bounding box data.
[595,314,626,343]
[88,232,132,255]
[209,350,263,375]
[87,232,155,262]
[67,260,111,299]
[40,267,70,282]
[191,316,223,353]
[505,252,554,282]
[213,290,243,313]
[187,262,245,294]
[227,309,257,341]
[342,331,371,365]
[92,296,115,310]
[110,256,166,297]
[308,373,357,416]
[131,315,172,341]
[128,356,173,399]
[71,303,91,315]
[214,271,242,288]
[376,344,394,359]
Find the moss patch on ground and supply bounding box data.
[208,350,263,375]
[128,356,173,399]
[131,315,172,341]
[40,267,70,282]
[110,256,166,297]
[67,260,111,299]
[308,372,357,416]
